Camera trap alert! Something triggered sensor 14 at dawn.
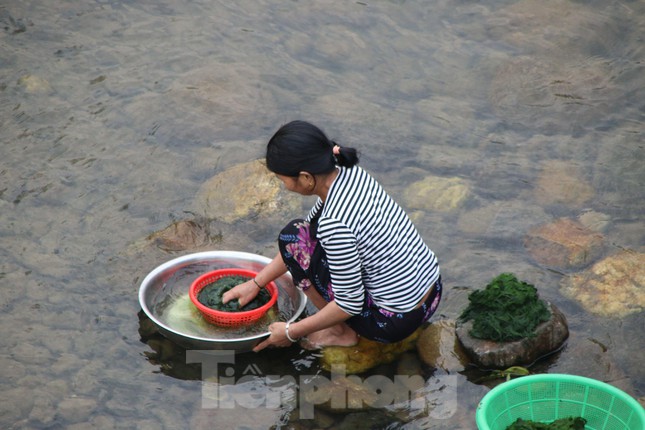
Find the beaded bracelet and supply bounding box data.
[252,278,264,289]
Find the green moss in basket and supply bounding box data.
[458,273,551,342]
[197,276,272,312]
[506,416,587,430]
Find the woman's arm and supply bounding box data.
[222,252,288,307]
[252,300,351,352]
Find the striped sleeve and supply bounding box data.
[317,218,365,315]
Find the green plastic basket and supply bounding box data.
[476,374,645,430]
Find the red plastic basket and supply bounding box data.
[189,268,278,327]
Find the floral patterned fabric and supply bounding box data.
[278,219,442,343]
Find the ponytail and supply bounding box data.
[331,140,359,168]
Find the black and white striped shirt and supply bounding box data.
[306,165,440,315]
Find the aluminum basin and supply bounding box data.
[138,251,307,352]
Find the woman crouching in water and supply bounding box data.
[223,120,442,351]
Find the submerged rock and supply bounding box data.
[18,74,52,93]
[0,388,35,426]
[338,411,404,428]
[548,335,633,395]
[303,374,378,413]
[492,0,623,58]
[146,219,211,252]
[486,0,623,135]
[320,329,421,374]
[456,302,569,369]
[534,160,594,207]
[194,159,301,223]
[577,210,611,233]
[457,201,551,240]
[488,56,617,134]
[57,397,97,424]
[396,352,424,378]
[403,176,470,212]
[416,319,469,373]
[524,218,604,270]
[302,370,427,418]
[560,251,645,318]
[166,62,276,127]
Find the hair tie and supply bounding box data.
[332,145,341,156]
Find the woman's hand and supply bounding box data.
[253,322,294,352]
[222,251,288,308]
[221,279,260,308]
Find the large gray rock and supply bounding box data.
[455,302,569,369]
[194,159,301,223]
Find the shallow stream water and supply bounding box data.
[1,0,643,429]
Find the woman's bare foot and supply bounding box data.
[299,323,359,350]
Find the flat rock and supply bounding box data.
[320,329,420,375]
[403,176,470,212]
[560,251,645,318]
[456,302,569,369]
[578,210,611,233]
[524,218,604,270]
[534,160,594,207]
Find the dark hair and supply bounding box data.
[266,120,359,177]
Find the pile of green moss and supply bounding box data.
[197,275,272,312]
[506,417,587,430]
[459,273,551,342]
